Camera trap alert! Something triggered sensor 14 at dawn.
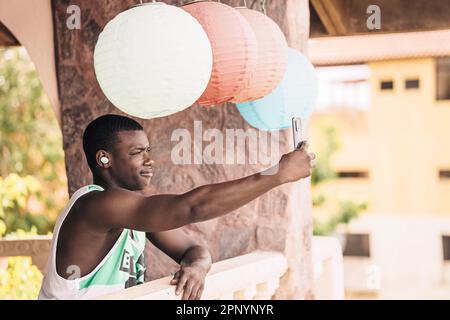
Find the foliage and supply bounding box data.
[312,193,326,207]
[311,124,339,186]
[313,200,368,236]
[2,226,42,239]
[0,257,43,300]
[0,47,68,235]
[310,121,367,235]
[0,47,66,299]
[0,173,54,234]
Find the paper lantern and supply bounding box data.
[232,7,288,103]
[236,48,318,131]
[94,3,213,119]
[182,1,257,106]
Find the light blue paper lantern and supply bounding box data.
[236,48,318,131]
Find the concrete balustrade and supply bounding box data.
[0,238,344,300]
[312,236,345,300]
[97,251,288,300]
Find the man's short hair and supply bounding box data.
[82,114,143,174]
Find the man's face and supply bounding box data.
[109,130,154,191]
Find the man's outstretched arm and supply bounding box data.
[146,229,212,300]
[86,142,315,233]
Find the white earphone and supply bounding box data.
[100,156,109,164]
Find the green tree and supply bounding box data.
[310,121,368,235]
[313,200,368,236]
[311,124,339,186]
[0,257,43,300]
[0,47,67,235]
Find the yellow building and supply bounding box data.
[309,30,450,216]
[307,30,450,298]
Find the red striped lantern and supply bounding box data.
[232,7,288,103]
[183,1,257,106]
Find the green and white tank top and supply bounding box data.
[38,184,146,300]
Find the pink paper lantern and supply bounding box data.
[232,7,288,103]
[182,1,257,106]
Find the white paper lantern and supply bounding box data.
[94,3,213,119]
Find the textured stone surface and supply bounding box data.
[52,0,312,298]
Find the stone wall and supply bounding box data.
[52,0,313,299]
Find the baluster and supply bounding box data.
[234,286,257,300]
[254,278,280,300]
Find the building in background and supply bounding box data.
[309,30,450,299]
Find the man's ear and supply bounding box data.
[96,150,111,168]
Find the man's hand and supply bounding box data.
[146,230,212,300]
[276,141,316,184]
[171,262,208,300]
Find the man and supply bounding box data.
[39,114,315,300]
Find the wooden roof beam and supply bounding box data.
[310,0,347,36]
[0,21,19,46]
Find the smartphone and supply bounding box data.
[292,117,303,149]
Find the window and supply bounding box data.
[443,236,450,260]
[343,233,371,257]
[437,57,450,100]
[337,171,369,178]
[439,170,450,179]
[405,79,420,89]
[380,80,394,90]
[315,65,371,110]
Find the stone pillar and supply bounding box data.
[52,0,312,299]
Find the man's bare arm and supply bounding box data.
[146,229,210,265]
[84,142,314,233]
[147,229,212,300]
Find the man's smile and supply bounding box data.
[140,169,153,177]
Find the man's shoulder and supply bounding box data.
[76,186,137,212]
[68,187,119,228]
